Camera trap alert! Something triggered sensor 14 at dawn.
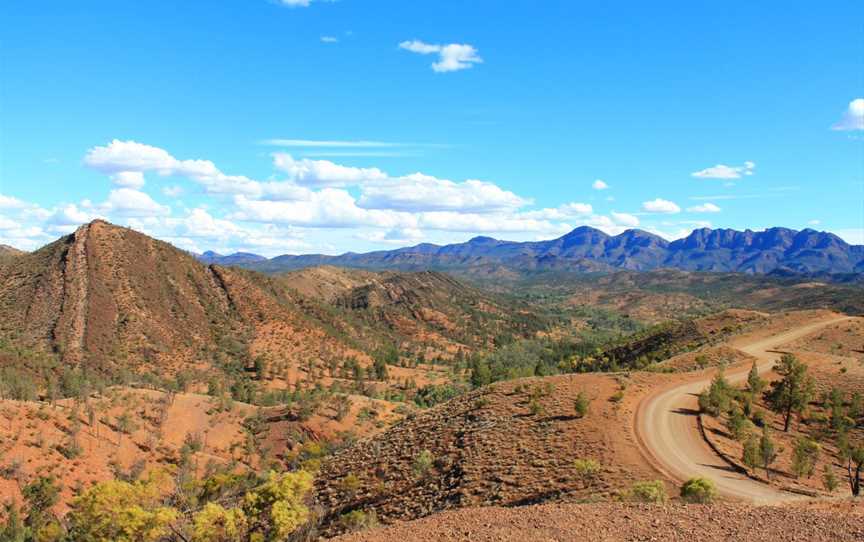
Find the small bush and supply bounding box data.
[627,480,667,503]
[340,509,378,532]
[574,392,590,418]
[680,477,716,503]
[609,390,624,403]
[412,449,434,477]
[822,465,839,492]
[340,473,362,494]
[528,398,545,417]
[573,459,600,488]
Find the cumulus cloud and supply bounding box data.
[832,98,864,131]
[592,179,609,190]
[111,171,145,189]
[523,202,592,220]
[691,161,755,179]
[642,198,681,214]
[611,211,639,227]
[92,189,170,217]
[687,202,721,213]
[0,194,28,209]
[85,140,261,196]
[358,173,529,213]
[359,227,425,245]
[399,40,482,72]
[272,153,386,187]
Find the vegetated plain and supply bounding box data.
[0,220,862,540]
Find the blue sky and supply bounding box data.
[1,0,862,255]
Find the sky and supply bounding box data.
[0,0,862,256]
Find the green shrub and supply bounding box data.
[412,450,434,477]
[791,438,820,479]
[680,477,716,503]
[339,509,378,532]
[627,480,667,503]
[574,392,590,418]
[822,465,839,492]
[573,459,600,488]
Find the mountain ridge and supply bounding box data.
[204,226,864,276]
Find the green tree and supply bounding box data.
[243,470,313,540]
[765,354,814,432]
[791,438,820,479]
[372,357,389,381]
[759,427,778,479]
[742,436,760,472]
[822,465,839,493]
[191,503,248,542]
[838,436,864,496]
[66,474,178,542]
[469,361,491,389]
[698,368,732,416]
[725,406,750,441]
[21,476,60,533]
[747,362,765,394]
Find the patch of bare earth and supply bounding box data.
[333,501,864,542]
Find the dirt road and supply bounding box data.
[635,316,852,503]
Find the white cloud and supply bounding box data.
[592,179,609,190]
[832,98,864,131]
[691,161,756,179]
[320,36,338,43]
[358,173,529,213]
[85,140,261,196]
[399,40,482,72]
[233,189,407,229]
[111,171,145,189]
[47,203,102,227]
[807,219,821,226]
[0,194,28,209]
[272,153,386,187]
[611,211,639,227]
[642,198,681,214]
[92,189,171,218]
[687,202,721,213]
[359,227,425,245]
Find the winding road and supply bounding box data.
[635,315,852,503]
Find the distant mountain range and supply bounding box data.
[199,226,864,277]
